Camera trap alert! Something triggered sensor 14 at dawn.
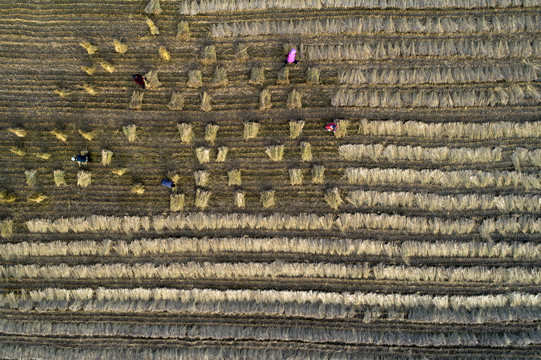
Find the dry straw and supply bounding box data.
[216,146,228,162]
[265,145,284,161]
[211,67,228,87]
[512,147,541,171]
[311,165,324,184]
[259,89,272,110]
[205,124,219,144]
[82,83,97,96]
[129,91,144,110]
[50,130,67,143]
[201,45,216,63]
[111,168,127,177]
[131,184,145,195]
[158,46,171,61]
[249,67,265,85]
[78,129,96,141]
[300,142,312,161]
[289,169,303,186]
[289,120,304,139]
[287,89,302,109]
[101,150,113,166]
[260,190,275,208]
[25,170,37,187]
[194,170,210,187]
[306,67,320,85]
[177,21,191,39]
[324,188,343,210]
[277,67,289,85]
[77,171,91,188]
[234,190,245,208]
[195,189,212,209]
[228,169,242,186]
[144,0,162,15]
[334,119,349,138]
[99,61,114,73]
[123,124,137,142]
[79,40,97,55]
[53,170,66,187]
[170,194,185,212]
[81,66,96,75]
[113,39,128,53]
[8,128,26,137]
[144,70,161,89]
[0,190,16,203]
[28,193,48,203]
[200,91,212,112]
[34,153,51,160]
[54,88,70,97]
[244,122,260,139]
[195,147,211,164]
[236,43,249,59]
[177,123,193,144]
[168,92,184,110]
[146,17,159,35]
[187,70,202,88]
[9,148,25,156]
[1,219,13,237]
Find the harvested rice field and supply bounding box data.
[1,0,541,358]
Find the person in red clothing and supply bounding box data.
[325,122,337,133]
[132,74,146,89]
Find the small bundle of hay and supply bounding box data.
[244,122,260,139]
[25,170,37,187]
[170,194,185,211]
[265,145,284,161]
[81,66,96,75]
[194,170,210,187]
[195,147,211,164]
[260,190,275,208]
[334,119,349,138]
[10,148,25,156]
[200,91,212,112]
[131,183,145,195]
[201,45,216,63]
[177,21,191,39]
[234,190,245,208]
[168,92,184,110]
[123,124,137,142]
[113,39,128,53]
[187,70,203,88]
[277,67,289,85]
[101,149,113,166]
[287,89,302,109]
[34,153,51,160]
[324,187,343,210]
[177,123,194,144]
[159,46,171,61]
[82,83,97,96]
[289,168,303,186]
[8,128,26,137]
[249,67,265,85]
[236,43,249,60]
[79,40,98,55]
[289,120,305,139]
[28,193,48,203]
[144,70,161,89]
[299,141,311,160]
[77,171,91,188]
[216,146,228,162]
[0,219,13,238]
[54,88,70,97]
[205,124,219,145]
[78,129,96,141]
[195,189,211,209]
[259,89,271,110]
[129,91,144,110]
[0,190,16,203]
[311,165,325,184]
[50,130,67,142]
[306,67,320,85]
[211,67,228,87]
[144,0,162,15]
[53,170,66,187]
[99,61,114,73]
[111,168,127,177]
[228,169,242,186]
[146,17,160,35]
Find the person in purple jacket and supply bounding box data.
[284,48,298,65]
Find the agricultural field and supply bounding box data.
[1,0,541,358]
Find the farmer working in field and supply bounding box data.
[284,48,298,65]
[325,122,337,133]
[71,153,89,166]
[132,74,146,89]
[161,178,175,189]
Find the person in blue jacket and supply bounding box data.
[161,178,175,189]
[71,154,89,166]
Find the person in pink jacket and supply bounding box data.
[284,48,298,65]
